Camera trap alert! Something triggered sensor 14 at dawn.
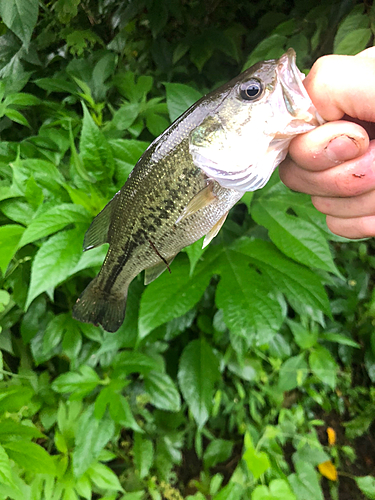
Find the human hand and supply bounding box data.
[279,48,375,239]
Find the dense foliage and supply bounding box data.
[0,0,375,499]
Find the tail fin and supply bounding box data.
[72,277,127,333]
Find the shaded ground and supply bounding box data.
[178,415,375,499]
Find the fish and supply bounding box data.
[72,48,323,333]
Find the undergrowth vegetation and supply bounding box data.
[0,0,375,499]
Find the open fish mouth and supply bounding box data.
[277,48,324,125]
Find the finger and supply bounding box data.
[304,54,375,122]
[279,141,375,197]
[287,120,369,171]
[326,214,375,239]
[312,189,375,218]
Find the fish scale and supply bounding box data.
[73,49,323,332]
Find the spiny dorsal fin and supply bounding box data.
[176,181,217,224]
[144,256,176,285]
[202,212,228,248]
[83,193,119,251]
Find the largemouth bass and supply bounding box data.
[73,49,322,332]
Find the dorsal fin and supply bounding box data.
[83,193,119,251]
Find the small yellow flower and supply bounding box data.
[318,461,338,481]
[327,427,336,446]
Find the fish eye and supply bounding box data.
[240,79,263,101]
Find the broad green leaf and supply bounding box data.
[144,370,181,412]
[334,28,372,55]
[334,5,370,53]
[110,138,149,185]
[233,239,331,316]
[203,439,233,469]
[34,77,78,94]
[133,433,154,479]
[164,83,202,122]
[52,365,101,398]
[355,476,375,500]
[108,394,142,432]
[87,462,123,491]
[213,483,245,500]
[278,354,308,392]
[3,440,56,475]
[113,351,163,375]
[287,319,318,349]
[146,112,169,137]
[73,406,115,477]
[139,256,211,339]
[25,229,82,309]
[80,103,114,181]
[18,204,91,248]
[0,444,15,488]
[215,248,284,343]
[184,237,207,276]
[0,419,44,441]
[252,197,338,275]
[309,346,337,388]
[243,34,287,70]
[269,479,297,500]
[4,108,30,127]
[243,439,271,479]
[0,224,25,274]
[320,332,360,348]
[4,92,40,107]
[178,338,220,428]
[110,102,139,131]
[289,461,324,500]
[0,0,39,48]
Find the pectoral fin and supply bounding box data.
[202,212,228,248]
[83,193,119,251]
[144,256,176,285]
[176,181,217,224]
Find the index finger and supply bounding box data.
[304,50,375,122]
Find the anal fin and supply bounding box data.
[144,256,176,285]
[202,212,228,248]
[176,181,217,224]
[83,192,119,251]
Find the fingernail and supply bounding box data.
[325,135,360,163]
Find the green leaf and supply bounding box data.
[334,28,372,55]
[25,229,82,309]
[87,462,123,491]
[203,439,233,469]
[320,332,360,348]
[133,433,154,479]
[113,351,163,375]
[0,224,25,274]
[234,239,331,316]
[278,354,308,392]
[334,5,370,53]
[80,103,114,181]
[18,204,91,248]
[215,248,284,343]
[252,196,338,275]
[0,419,44,442]
[242,433,271,480]
[52,365,101,398]
[289,461,324,500]
[287,319,318,349]
[0,444,16,488]
[178,338,220,428]
[144,371,181,412]
[139,256,211,339]
[3,440,56,475]
[0,0,39,48]
[243,34,287,70]
[110,102,139,131]
[73,406,115,477]
[110,138,149,185]
[164,82,202,122]
[145,112,169,137]
[355,476,375,500]
[309,345,337,388]
[4,108,30,127]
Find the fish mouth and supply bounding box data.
[277,48,323,125]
